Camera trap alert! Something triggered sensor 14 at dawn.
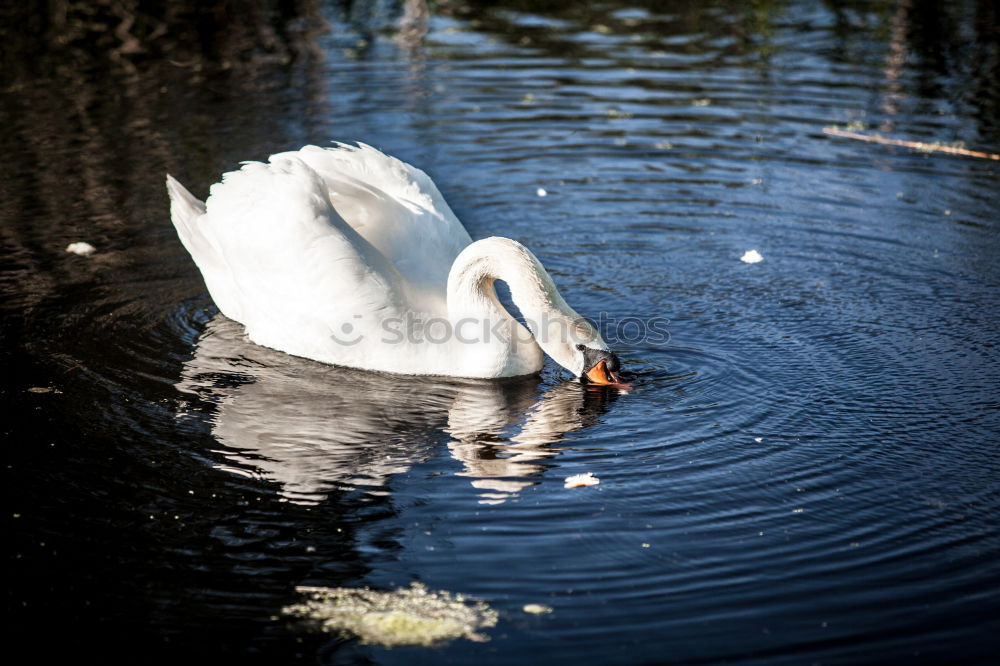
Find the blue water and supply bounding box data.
[4,0,999,663]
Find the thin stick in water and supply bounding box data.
[823,127,999,161]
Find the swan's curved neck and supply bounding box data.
[446,237,602,374]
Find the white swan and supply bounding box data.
[167,143,622,384]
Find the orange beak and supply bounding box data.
[584,359,621,385]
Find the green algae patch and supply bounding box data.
[283,583,498,647]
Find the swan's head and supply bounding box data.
[574,344,624,386]
[447,236,629,385]
[534,315,625,386]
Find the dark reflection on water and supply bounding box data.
[4,0,999,663]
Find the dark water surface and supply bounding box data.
[4,0,999,663]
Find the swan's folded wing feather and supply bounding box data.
[278,143,473,290]
[195,157,404,361]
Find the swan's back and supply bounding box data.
[276,143,472,290]
[166,144,477,372]
[170,154,397,362]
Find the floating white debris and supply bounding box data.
[66,242,97,256]
[754,437,763,443]
[564,472,600,488]
[523,603,553,615]
[536,187,547,197]
[740,249,763,264]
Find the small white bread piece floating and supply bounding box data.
[523,603,553,614]
[564,472,600,488]
[740,249,763,263]
[66,242,97,256]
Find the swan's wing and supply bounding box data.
[169,156,405,364]
[275,143,473,290]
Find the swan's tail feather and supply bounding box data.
[166,174,245,318]
[166,174,208,250]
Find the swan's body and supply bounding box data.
[167,143,620,381]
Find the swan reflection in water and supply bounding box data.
[176,316,620,505]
